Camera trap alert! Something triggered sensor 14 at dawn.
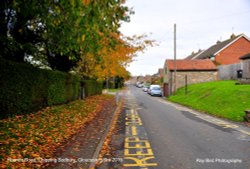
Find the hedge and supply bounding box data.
[0,59,84,119]
[82,80,103,97]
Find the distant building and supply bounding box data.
[144,75,152,83]
[158,68,164,78]
[163,59,217,95]
[186,34,250,65]
[129,76,138,84]
[137,76,144,83]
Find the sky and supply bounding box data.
[119,0,250,76]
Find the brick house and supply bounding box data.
[186,34,250,65]
[163,59,217,95]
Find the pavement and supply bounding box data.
[44,97,117,169]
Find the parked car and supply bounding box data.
[142,86,149,92]
[136,82,144,88]
[147,84,157,94]
[138,82,144,88]
[135,82,140,87]
[148,85,162,96]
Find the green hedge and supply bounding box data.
[82,80,103,97]
[0,58,81,119]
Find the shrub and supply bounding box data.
[82,80,103,97]
[0,58,81,119]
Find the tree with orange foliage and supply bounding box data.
[76,32,154,83]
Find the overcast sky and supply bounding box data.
[119,0,250,76]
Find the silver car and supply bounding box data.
[142,86,149,92]
[148,85,162,96]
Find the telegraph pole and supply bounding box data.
[174,23,177,93]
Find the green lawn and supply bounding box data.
[168,81,250,121]
[107,88,122,93]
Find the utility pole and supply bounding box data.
[174,23,177,93]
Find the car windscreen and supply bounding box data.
[152,87,160,90]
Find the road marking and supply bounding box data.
[131,126,138,136]
[124,157,158,167]
[123,93,158,168]
[238,129,250,136]
[157,99,250,137]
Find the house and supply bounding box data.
[186,34,250,65]
[163,59,217,96]
[136,76,144,83]
[240,53,250,79]
[144,75,152,83]
[158,68,164,78]
[129,76,138,84]
[185,49,204,60]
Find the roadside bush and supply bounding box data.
[103,80,115,89]
[46,70,67,105]
[0,58,81,119]
[82,80,103,97]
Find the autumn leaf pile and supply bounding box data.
[0,95,114,168]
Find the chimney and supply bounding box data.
[230,33,236,39]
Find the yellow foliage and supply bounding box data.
[82,0,92,6]
[76,32,155,80]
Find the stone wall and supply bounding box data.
[170,71,218,92]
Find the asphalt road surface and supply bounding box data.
[122,85,250,169]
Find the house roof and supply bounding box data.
[189,34,250,60]
[165,59,217,71]
[185,50,205,60]
[240,53,250,60]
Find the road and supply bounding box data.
[121,85,250,169]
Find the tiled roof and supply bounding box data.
[193,34,243,59]
[240,53,250,60]
[185,50,204,60]
[166,59,217,71]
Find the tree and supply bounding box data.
[76,32,154,81]
[0,0,132,72]
[1,0,154,76]
[0,0,45,62]
[42,0,132,72]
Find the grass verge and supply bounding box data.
[108,88,122,93]
[0,95,114,169]
[168,81,250,122]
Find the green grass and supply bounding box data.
[168,81,250,121]
[107,88,122,92]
